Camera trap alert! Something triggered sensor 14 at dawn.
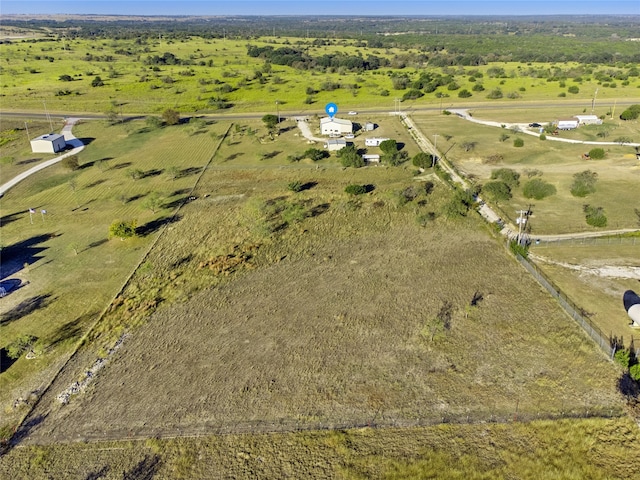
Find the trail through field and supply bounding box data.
[296,118,325,143]
[529,253,640,280]
[0,118,85,196]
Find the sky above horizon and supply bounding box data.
[2,1,639,16]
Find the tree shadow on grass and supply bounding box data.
[0,233,53,280]
[10,413,48,446]
[0,347,18,374]
[122,455,162,480]
[170,188,190,197]
[84,466,110,480]
[0,293,55,326]
[618,372,640,399]
[299,181,318,192]
[162,197,188,210]
[141,168,163,179]
[110,162,132,170]
[136,215,182,237]
[178,166,202,178]
[0,210,24,228]
[84,179,106,189]
[309,202,330,217]
[15,158,42,166]
[46,314,90,350]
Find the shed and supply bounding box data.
[556,119,579,130]
[324,138,347,151]
[320,117,353,136]
[30,133,66,153]
[362,154,380,163]
[365,137,390,147]
[574,115,602,125]
[365,122,376,131]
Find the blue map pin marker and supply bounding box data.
[325,102,338,119]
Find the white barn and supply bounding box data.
[574,115,602,125]
[324,138,347,151]
[556,119,579,130]
[30,133,66,153]
[365,137,390,147]
[320,117,353,136]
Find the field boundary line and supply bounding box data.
[6,123,233,449]
[514,252,614,358]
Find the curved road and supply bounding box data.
[0,118,85,197]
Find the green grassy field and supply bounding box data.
[410,111,640,233]
[1,35,639,115]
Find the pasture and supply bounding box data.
[0,33,639,115]
[410,111,640,234]
[2,417,640,479]
[14,116,624,447]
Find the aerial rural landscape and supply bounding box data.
[0,4,640,478]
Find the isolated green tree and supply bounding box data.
[584,205,607,227]
[588,147,606,159]
[570,170,598,197]
[338,145,364,168]
[6,334,37,359]
[482,181,511,203]
[142,192,163,214]
[345,184,367,195]
[412,152,433,169]
[91,76,104,87]
[513,138,524,147]
[62,155,80,171]
[523,178,556,200]
[379,139,398,155]
[491,168,520,188]
[262,114,279,132]
[162,108,180,126]
[109,220,137,240]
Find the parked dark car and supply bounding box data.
[529,122,541,128]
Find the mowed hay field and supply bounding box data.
[3,417,640,479]
[21,137,625,444]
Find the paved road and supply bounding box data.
[0,118,85,197]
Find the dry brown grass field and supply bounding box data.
[3,417,640,479]
[18,134,624,445]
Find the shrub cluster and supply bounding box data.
[523,178,556,200]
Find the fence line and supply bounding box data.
[515,253,614,357]
[533,236,639,248]
[21,406,625,446]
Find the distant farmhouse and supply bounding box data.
[30,133,66,153]
[320,117,352,136]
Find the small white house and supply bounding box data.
[556,119,579,130]
[30,133,66,153]
[574,115,602,125]
[365,137,390,147]
[324,138,347,151]
[362,154,380,163]
[320,117,353,136]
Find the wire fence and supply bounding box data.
[533,236,639,248]
[515,253,614,357]
[22,405,626,446]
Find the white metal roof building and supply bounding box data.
[320,117,353,136]
[365,137,390,147]
[30,133,66,153]
[324,138,347,151]
[574,115,602,125]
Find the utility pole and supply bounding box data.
[432,134,439,167]
[43,100,53,132]
[516,209,529,244]
[276,100,280,123]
